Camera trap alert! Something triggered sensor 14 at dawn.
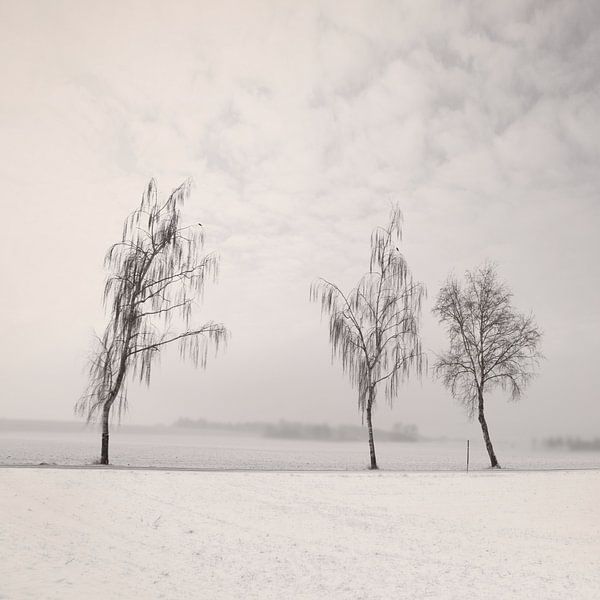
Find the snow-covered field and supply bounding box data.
[2,429,599,471]
[1,468,599,599]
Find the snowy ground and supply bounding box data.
[3,429,599,470]
[1,469,599,599]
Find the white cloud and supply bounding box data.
[0,0,598,438]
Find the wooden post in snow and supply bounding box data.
[466,439,470,472]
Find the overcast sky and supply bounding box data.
[1,0,598,440]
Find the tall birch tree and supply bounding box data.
[76,179,227,464]
[433,263,542,468]
[311,206,425,469]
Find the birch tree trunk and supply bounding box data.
[366,389,378,470]
[478,388,500,468]
[100,401,112,465]
[99,361,128,465]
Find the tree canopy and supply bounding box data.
[433,263,542,466]
[77,179,227,463]
[311,206,425,468]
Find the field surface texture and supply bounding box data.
[3,430,599,471]
[1,469,599,599]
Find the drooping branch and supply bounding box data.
[311,205,425,415]
[77,179,228,425]
[127,323,227,357]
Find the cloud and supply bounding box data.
[0,0,598,437]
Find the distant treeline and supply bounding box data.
[0,418,419,442]
[0,419,171,434]
[174,418,419,442]
[542,436,600,452]
[173,418,268,435]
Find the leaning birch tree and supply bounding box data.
[432,263,542,468]
[76,179,227,464]
[310,206,425,469]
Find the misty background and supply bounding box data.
[1,0,599,442]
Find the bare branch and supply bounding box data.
[77,179,228,459]
[310,203,425,467]
[432,262,543,467]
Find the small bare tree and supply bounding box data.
[76,179,227,464]
[432,263,542,468]
[310,206,425,469]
